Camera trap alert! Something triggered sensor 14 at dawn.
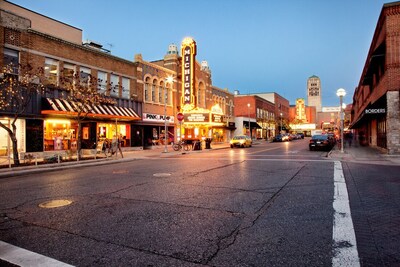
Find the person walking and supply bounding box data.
[117,134,124,158]
[347,131,353,147]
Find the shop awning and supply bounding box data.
[41,98,141,121]
[243,121,262,129]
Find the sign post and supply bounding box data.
[177,112,184,141]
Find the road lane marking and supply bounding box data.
[0,241,74,267]
[332,161,360,267]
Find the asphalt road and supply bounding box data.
[0,139,398,266]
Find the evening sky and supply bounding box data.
[8,0,390,107]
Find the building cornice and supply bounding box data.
[27,28,135,66]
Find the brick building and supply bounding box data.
[350,1,400,154]
[249,92,290,136]
[1,1,141,154]
[136,39,236,145]
[1,2,237,157]
[233,94,275,139]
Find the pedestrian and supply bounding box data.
[347,131,353,147]
[117,134,124,158]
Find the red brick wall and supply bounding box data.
[386,6,400,91]
[3,28,139,100]
[234,96,255,118]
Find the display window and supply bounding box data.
[97,123,131,147]
[44,119,77,151]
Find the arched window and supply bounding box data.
[144,77,151,102]
[152,78,157,102]
[159,81,165,104]
[166,82,172,105]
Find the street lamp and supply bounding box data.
[247,103,251,139]
[163,76,174,153]
[280,112,283,134]
[336,88,346,153]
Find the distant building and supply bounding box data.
[250,92,290,135]
[288,98,317,136]
[350,1,400,154]
[233,94,274,139]
[319,107,340,132]
[307,75,322,113]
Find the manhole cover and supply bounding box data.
[39,200,72,208]
[153,173,171,177]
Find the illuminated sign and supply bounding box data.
[183,46,191,104]
[181,37,196,108]
[365,108,385,114]
[143,113,174,123]
[184,113,209,123]
[212,114,224,123]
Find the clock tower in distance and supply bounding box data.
[307,75,322,112]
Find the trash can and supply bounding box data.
[205,138,212,149]
[193,140,202,150]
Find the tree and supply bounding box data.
[0,63,45,166]
[58,69,116,160]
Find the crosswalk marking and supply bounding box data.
[0,241,74,267]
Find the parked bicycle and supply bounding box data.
[172,140,191,151]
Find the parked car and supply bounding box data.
[309,134,333,151]
[297,133,305,139]
[230,135,252,148]
[273,134,290,142]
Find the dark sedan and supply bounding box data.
[273,134,290,142]
[309,134,333,151]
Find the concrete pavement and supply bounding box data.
[328,142,400,165]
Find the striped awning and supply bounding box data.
[41,98,140,121]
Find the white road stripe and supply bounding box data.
[0,241,74,267]
[332,161,360,267]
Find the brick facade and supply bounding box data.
[351,2,400,154]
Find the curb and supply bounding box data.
[0,144,232,178]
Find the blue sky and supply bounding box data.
[9,0,389,107]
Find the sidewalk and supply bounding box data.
[0,142,231,178]
[328,143,400,165]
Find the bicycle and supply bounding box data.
[172,140,191,151]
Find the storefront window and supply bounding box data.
[44,119,77,151]
[97,123,131,147]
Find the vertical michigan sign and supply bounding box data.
[181,37,196,110]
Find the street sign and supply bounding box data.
[177,112,184,122]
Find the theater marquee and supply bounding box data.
[181,37,196,111]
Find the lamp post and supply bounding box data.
[163,76,174,153]
[336,88,346,153]
[280,112,283,134]
[247,103,251,139]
